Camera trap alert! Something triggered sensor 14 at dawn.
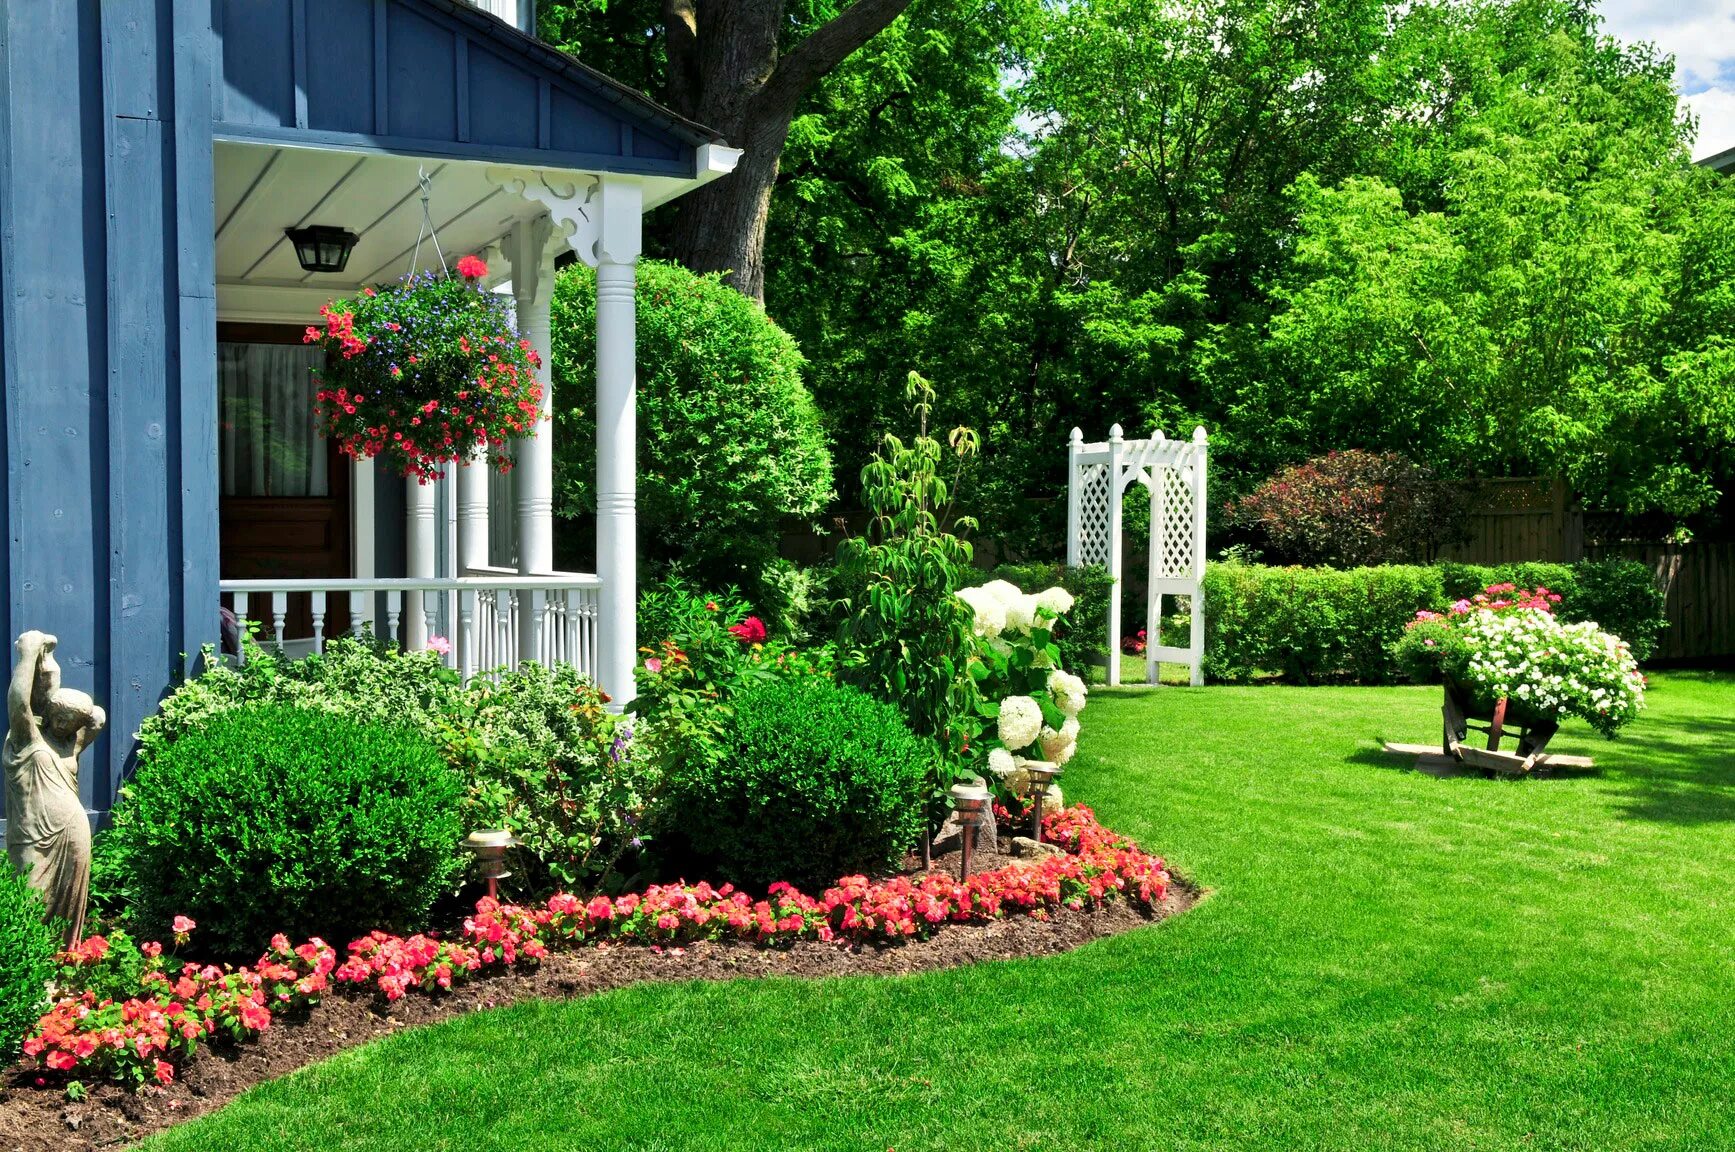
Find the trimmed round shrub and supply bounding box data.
[550,259,833,617]
[668,676,930,892]
[0,871,55,1059]
[110,703,465,957]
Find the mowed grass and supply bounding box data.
[147,674,1735,1152]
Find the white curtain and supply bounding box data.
[218,342,328,498]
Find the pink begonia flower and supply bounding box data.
[427,635,452,656]
[645,657,663,673]
[172,916,196,935]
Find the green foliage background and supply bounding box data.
[540,0,1735,545]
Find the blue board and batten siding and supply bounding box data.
[0,0,220,819]
[1,1,712,823]
[213,0,704,174]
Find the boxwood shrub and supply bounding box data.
[666,676,930,892]
[1203,558,1666,684]
[109,703,465,957]
[0,871,56,1059]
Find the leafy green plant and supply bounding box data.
[666,677,930,892]
[551,259,834,619]
[631,577,836,823]
[109,704,465,957]
[836,373,982,769]
[442,663,650,896]
[0,870,56,1060]
[135,634,464,770]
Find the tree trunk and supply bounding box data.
[659,0,914,301]
[666,116,790,301]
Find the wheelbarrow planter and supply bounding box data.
[1441,676,1560,774]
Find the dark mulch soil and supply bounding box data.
[0,836,1197,1152]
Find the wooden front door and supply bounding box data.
[218,323,351,638]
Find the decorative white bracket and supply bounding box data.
[486,167,642,268]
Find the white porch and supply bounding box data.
[212,138,740,695]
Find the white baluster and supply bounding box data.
[350,590,366,638]
[386,590,403,648]
[311,591,327,655]
[498,588,514,676]
[271,592,287,650]
[233,593,250,664]
[459,588,476,682]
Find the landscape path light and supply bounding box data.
[1021,761,1063,852]
[462,829,520,900]
[948,778,991,880]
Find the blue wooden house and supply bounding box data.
[0,0,738,823]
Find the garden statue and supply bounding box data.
[5,630,103,945]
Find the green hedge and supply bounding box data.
[0,871,55,1059]
[1203,559,1665,684]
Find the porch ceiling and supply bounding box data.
[216,141,542,302]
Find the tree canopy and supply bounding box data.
[541,0,1735,539]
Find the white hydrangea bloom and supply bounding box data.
[987,747,1016,778]
[1039,725,1076,766]
[1035,586,1075,617]
[997,694,1044,750]
[1049,669,1088,717]
[981,580,1038,634]
[957,586,1007,639]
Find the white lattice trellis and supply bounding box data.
[1066,424,1207,687]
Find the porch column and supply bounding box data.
[456,454,490,574]
[507,217,556,663]
[591,179,643,707]
[405,476,436,649]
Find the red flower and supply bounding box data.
[456,255,488,280]
[728,616,767,645]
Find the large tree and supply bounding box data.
[541,0,917,301]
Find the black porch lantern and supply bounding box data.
[285,224,360,274]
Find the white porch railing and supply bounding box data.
[219,573,602,683]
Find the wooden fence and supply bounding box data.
[1440,477,1582,564]
[1443,477,1730,662]
[1582,541,1735,663]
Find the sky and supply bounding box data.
[1596,0,1735,159]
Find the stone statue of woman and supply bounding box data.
[5,631,104,946]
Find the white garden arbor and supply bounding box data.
[1066,425,1208,686]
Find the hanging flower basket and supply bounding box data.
[306,256,543,483]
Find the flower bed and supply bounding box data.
[19,806,1169,1091]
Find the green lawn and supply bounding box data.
[148,674,1735,1152]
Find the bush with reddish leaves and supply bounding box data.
[1226,450,1470,566]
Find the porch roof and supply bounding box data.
[214,0,721,179]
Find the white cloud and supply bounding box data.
[1685,86,1735,160]
[1593,0,1735,159]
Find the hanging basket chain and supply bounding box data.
[408,166,449,278]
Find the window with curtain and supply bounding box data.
[218,342,329,497]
